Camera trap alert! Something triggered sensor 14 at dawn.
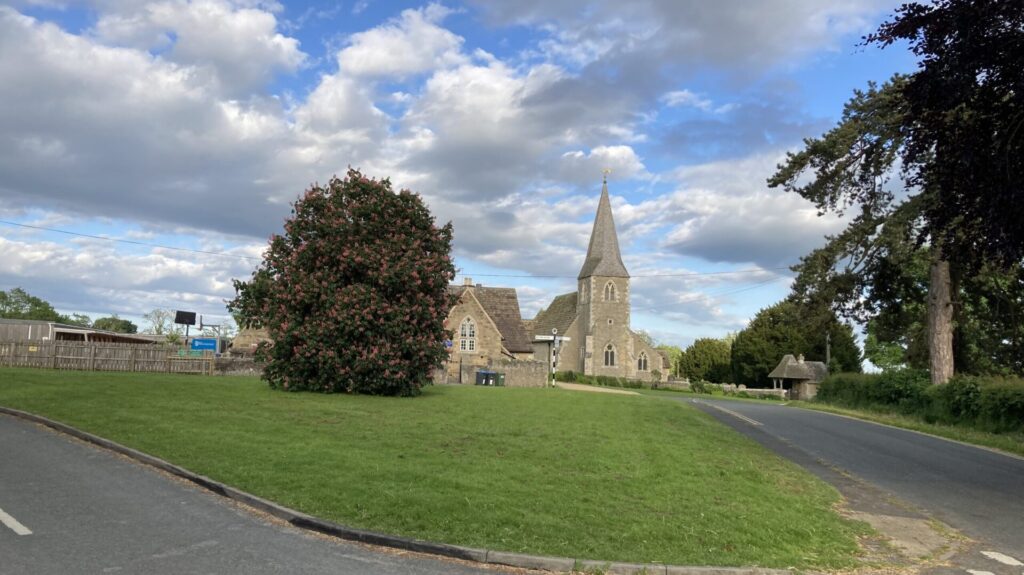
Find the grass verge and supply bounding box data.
[795,401,1024,458]
[0,368,870,569]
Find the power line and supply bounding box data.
[632,277,788,313]
[457,267,792,279]
[0,219,793,280]
[0,220,263,262]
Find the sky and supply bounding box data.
[0,0,918,347]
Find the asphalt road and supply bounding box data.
[0,414,499,575]
[681,398,1024,556]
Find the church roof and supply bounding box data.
[529,291,578,338]
[449,285,534,353]
[768,354,829,382]
[578,179,629,280]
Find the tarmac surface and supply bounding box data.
[0,414,503,575]
[679,397,1024,574]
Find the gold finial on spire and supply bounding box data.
[602,168,612,184]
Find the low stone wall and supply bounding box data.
[212,356,264,376]
[454,358,548,388]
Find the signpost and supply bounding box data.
[534,329,570,387]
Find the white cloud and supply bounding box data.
[0,233,258,318]
[92,0,306,95]
[336,3,465,78]
[558,146,647,186]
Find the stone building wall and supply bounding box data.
[444,289,506,380]
[456,359,548,388]
[585,276,634,378]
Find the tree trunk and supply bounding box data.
[928,255,955,384]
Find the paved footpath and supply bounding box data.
[0,414,502,575]
[679,397,1024,575]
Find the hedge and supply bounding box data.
[553,370,646,389]
[817,370,1024,433]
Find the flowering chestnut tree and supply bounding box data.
[230,170,455,396]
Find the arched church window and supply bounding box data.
[604,344,616,367]
[459,317,476,352]
[637,352,649,372]
[603,281,617,302]
[582,282,588,303]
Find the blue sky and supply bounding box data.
[0,0,916,347]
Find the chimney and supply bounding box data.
[797,354,805,364]
[463,277,472,286]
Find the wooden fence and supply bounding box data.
[0,341,214,375]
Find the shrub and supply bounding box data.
[690,380,711,394]
[554,370,577,383]
[817,369,930,414]
[975,379,1024,432]
[229,170,455,396]
[819,371,1024,434]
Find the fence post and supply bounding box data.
[88,343,96,371]
[50,342,57,369]
[130,346,137,372]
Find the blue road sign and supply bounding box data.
[190,338,218,351]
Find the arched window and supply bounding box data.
[603,281,617,301]
[604,344,616,367]
[459,317,476,352]
[637,352,649,372]
[581,282,588,303]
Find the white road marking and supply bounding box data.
[966,570,995,575]
[693,400,763,426]
[982,551,1024,566]
[0,507,32,536]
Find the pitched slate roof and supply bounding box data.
[578,179,629,280]
[449,285,533,354]
[529,291,578,337]
[768,354,829,383]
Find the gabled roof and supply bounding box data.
[449,285,533,353]
[529,292,578,338]
[578,179,629,280]
[768,354,829,383]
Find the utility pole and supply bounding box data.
[826,331,831,367]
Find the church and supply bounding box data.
[443,175,669,383]
[526,176,669,381]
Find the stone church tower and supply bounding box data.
[530,175,667,381]
[577,175,634,377]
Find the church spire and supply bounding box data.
[578,173,629,280]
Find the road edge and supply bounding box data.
[789,403,1024,462]
[0,405,790,575]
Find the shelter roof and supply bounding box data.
[768,354,829,382]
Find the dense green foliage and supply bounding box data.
[92,315,138,334]
[867,0,1024,269]
[0,287,75,323]
[677,337,732,383]
[818,371,1024,433]
[0,369,868,569]
[230,170,455,397]
[858,253,1024,376]
[730,300,861,387]
[771,1,1024,382]
[553,370,646,389]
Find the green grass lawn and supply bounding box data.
[795,402,1024,458]
[0,368,870,569]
